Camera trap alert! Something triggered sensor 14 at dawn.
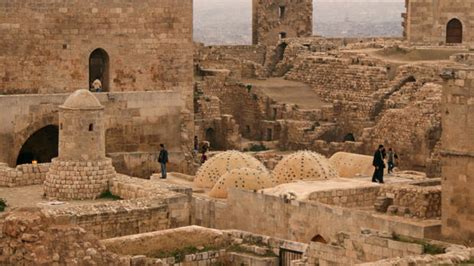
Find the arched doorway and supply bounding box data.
[89,48,109,91]
[343,133,356,142]
[446,19,463,44]
[205,128,217,149]
[16,125,59,165]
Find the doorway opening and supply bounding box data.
[16,125,59,165]
[446,18,462,44]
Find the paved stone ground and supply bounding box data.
[243,78,330,110]
[0,185,112,211]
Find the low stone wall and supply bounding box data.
[44,158,115,200]
[194,189,441,243]
[305,231,425,265]
[308,186,380,208]
[43,192,190,239]
[378,183,442,219]
[110,174,192,199]
[0,162,50,187]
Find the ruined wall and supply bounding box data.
[441,68,474,242]
[0,92,190,176]
[308,186,380,208]
[406,0,474,45]
[193,189,441,243]
[252,0,312,46]
[0,0,193,100]
[0,163,50,187]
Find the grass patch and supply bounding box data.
[392,234,445,255]
[0,198,6,212]
[99,190,122,201]
[149,245,219,263]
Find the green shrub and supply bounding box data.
[392,234,445,255]
[249,144,268,152]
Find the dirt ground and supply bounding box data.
[0,185,112,211]
[243,78,330,110]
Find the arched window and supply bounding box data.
[89,48,109,91]
[446,19,463,44]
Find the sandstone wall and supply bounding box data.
[406,0,474,45]
[308,186,380,208]
[441,68,474,242]
[0,92,190,175]
[193,189,441,243]
[252,0,312,46]
[0,0,193,97]
[306,232,424,265]
[0,162,50,187]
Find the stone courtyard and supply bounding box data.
[0,0,473,265]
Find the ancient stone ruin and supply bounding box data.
[0,0,473,265]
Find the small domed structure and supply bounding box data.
[61,89,103,110]
[272,151,338,185]
[329,152,376,178]
[208,168,274,199]
[194,151,267,189]
[44,89,115,200]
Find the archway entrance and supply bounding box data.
[205,128,217,149]
[16,125,59,165]
[89,48,109,91]
[311,234,327,244]
[446,19,462,44]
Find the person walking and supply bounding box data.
[158,144,169,179]
[372,144,386,184]
[387,148,397,174]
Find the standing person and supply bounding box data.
[193,136,199,155]
[92,78,102,92]
[387,148,397,174]
[372,145,386,184]
[200,150,208,165]
[158,144,169,179]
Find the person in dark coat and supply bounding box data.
[372,144,386,183]
[158,144,169,179]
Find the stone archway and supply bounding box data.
[16,125,59,165]
[446,18,463,44]
[89,48,110,91]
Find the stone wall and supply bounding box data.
[308,186,380,208]
[0,0,193,97]
[252,0,312,46]
[193,189,441,243]
[0,162,50,187]
[305,231,433,265]
[441,67,474,242]
[0,91,191,175]
[406,0,474,45]
[378,183,442,219]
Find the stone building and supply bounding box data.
[44,90,116,200]
[252,0,313,46]
[440,67,474,242]
[405,0,474,45]
[0,0,194,177]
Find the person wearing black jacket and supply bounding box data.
[372,145,386,183]
[158,144,169,179]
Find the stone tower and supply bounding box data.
[252,0,313,46]
[44,89,116,200]
[440,68,474,242]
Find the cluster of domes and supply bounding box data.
[272,151,338,185]
[195,150,339,199]
[194,151,267,189]
[208,168,274,198]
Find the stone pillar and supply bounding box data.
[44,90,116,200]
[440,69,474,242]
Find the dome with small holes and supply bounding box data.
[208,168,274,198]
[194,151,267,189]
[272,151,338,185]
